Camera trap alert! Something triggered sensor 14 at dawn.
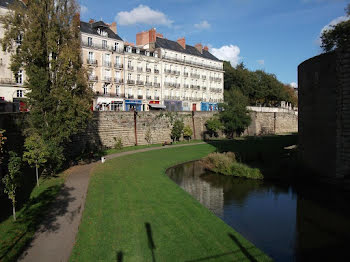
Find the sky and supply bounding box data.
[79,0,350,87]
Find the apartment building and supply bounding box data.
[0,0,27,112]
[80,21,224,112]
[137,29,224,111]
[80,19,125,111]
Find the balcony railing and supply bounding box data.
[137,67,143,72]
[184,72,189,77]
[154,69,159,74]
[88,76,98,82]
[145,82,152,87]
[164,69,171,74]
[154,96,160,100]
[184,84,189,89]
[103,61,112,67]
[103,76,112,82]
[137,80,144,85]
[127,80,135,85]
[164,82,180,88]
[128,66,134,71]
[210,88,222,93]
[154,83,160,88]
[162,55,223,71]
[96,93,125,98]
[87,59,97,66]
[114,78,123,84]
[146,95,152,100]
[127,94,134,99]
[202,75,206,80]
[190,73,200,79]
[137,95,143,99]
[81,41,123,53]
[146,68,151,73]
[114,63,123,69]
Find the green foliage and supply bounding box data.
[223,61,297,107]
[113,137,123,150]
[145,127,152,144]
[205,117,222,137]
[321,4,350,52]
[219,89,251,137]
[202,152,263,179]
[2,151,22,220]
[0,0,93,171]
[183,125,193,140]
[171,119,184,141]
[23,133,49,169]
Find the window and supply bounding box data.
[128,60,132,68]
[154,76,157,83]
[128,73,132,80]
[116,85,120,95]
[115,56,120,65]
[136,49,140,54]
[114,42,119,51]
[137,74,141,81]
[88,52,94,62]
[103,84,108,95]
[102,40,107,49]
[16,70,23,84]
[16,90,23,97]
[88,37,92,47]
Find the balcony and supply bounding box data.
[146,95,152,100]
[137,95,143,99]
[202,75,206,80]
[114,63,123,69]
[145,82,152,87]
[96,93,125,98]
[87,59,97,66]
[88,76,98,82]
[161,55,223,71]
[103,61,112,68]
[103,76,112,82]
[154,69,159,74]
[114,78,123,84]
[184,72,189,77]
[128,66,134,71]
[190,73,200,79]
[202,87,207,91]
[184,84,189,89]
[154,83,160,88]
[81,41,124,53]
[164,69,171,74]
[154,96,160,100]
[137,80,144,86]
[175,71,180,76]
[137,67,143,73]
[146,68,151,73]
[127,94,134,99]
[127,80,135,85]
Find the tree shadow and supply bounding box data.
[145,222,157,262]
[0,183,76,261]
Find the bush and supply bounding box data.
[145,127,152,144]
[171,119,184,142]
[205,117,222,138]
[113,137,123,150]
[183,125,193,141]
[201,152,263,179]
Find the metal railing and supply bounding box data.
[87,59,98,65]
[81,41,123,53]
[162,55,223,71]
[88,76,98,82]
[127,80,135,85]
[114,63,123,69]
[145,82,152,86]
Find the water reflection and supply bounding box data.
[166,161,350,262]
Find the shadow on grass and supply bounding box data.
[145,222,156,262]
[0,183,75,262]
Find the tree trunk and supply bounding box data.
[13,203,16,221]
[36,165,39,187]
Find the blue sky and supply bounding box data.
[79,0,349,87]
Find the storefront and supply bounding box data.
[182,101,190,111]
[149,100,166,110]
[201,102,218,111]
[125,99,142,111]
[164,100,183,111]
[95,97,124,111]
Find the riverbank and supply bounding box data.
[70,144,272,261]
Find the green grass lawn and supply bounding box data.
[104,139,204,155]
[0,174,65,262]
[70,144,272,261]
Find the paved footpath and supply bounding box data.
[19,142,205,262]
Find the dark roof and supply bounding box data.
[80,21,123,41]
[0,0,25,9]
[155,37,220,62]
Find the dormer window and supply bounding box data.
[127,46,132,53]
[97,28,108,37]
[154,51,158,58]
[136,49,140,54]
[145,51,149,56]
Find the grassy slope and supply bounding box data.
[0,175,65,262]
[70,144,272,262]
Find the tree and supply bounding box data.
[23,133,49,187]
[171,119,184,142]
[219,89,251,138]
[183,125,193,141]
[2,151,21,221]
[0,129,6,165]
[321,4,350,52]
[0,0,93,171]
[205,117,223,138]
[145,127,152,144]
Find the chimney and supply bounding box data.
[89,19,95,24]
[136,28,158,46]
[195,43,203,54]
[156,33,163,38]
[108,22,117,34]
[177,37,186,49]
[125,42,135,47]
[203,46,209,51]
[149,28,156,43]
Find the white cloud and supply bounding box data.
[80,5,88,15]
[194,20,211,30]
[210,45,241,67]
[320,15,349,35]
[116,5,173,26]
[257,59,265,66]
[290,82,298,88]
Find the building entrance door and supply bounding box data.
[192,103,197,111]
